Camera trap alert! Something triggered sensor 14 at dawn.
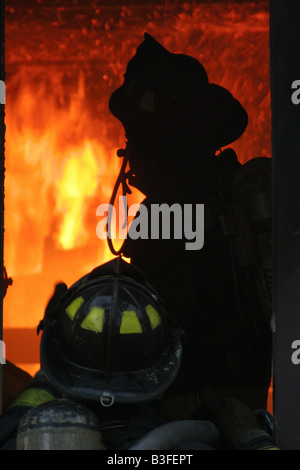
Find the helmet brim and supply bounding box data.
[40,321,183,405]
[109,82,248,150]
[108,33,248,150]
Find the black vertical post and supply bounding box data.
[0,0,5,415]
[270,0,300,449]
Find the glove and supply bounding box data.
[199,386,261,447]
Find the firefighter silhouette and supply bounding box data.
[108,33,272,412]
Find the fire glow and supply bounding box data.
[3,1,270,378]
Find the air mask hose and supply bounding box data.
[107,148,132,256]
[128,420,220,450]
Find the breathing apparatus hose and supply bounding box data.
[107,149,131,256]
[128,420,220,450]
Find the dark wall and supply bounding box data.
[270,0,300,450]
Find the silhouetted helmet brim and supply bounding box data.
[109,33,248,150]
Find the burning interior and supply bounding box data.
[3,0,271,408]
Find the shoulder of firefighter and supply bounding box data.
[0,369,62,450]
[215,151,272,330]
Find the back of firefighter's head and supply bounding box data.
[39,257,184,407]
[109,33,248,174]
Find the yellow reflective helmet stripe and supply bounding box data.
[145,304,161,329]
[259,445,280,450]
[8,388,55,409]
[65,296,84,320]
[81,306,105,333]
[120,310,142,334]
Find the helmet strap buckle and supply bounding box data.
[100,392,115,407]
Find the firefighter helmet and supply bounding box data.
[109,33,248,152]
[39,257,184,406]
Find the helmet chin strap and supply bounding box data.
[107,144,134,256]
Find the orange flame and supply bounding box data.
[56,142,99,250]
